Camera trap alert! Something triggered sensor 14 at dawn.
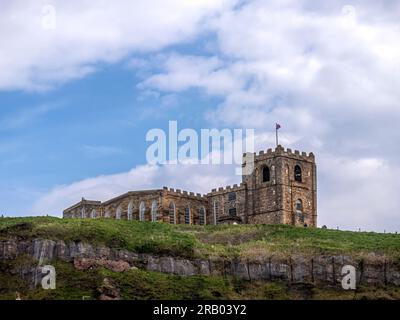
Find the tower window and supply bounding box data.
[228,192,236,202]
[294,165,302,182]
[295,199,304,224]
[229,208,237,216]
[262,166,270,182]
[295,199,303,213]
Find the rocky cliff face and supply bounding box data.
[1,238,399,289]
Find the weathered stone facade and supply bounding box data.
[63,145,317,227]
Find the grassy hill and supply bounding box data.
[0,217,399,300]
[1,217,399,260]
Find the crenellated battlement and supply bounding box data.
[248,145,315,163]
[206,182,246,196]
[163,186,205,200]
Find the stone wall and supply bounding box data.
[162,188,208,225]
[63,199,102,219]
[206,184,247,224]
[242,146,317,226]
[102,190,162,221]
[277,150,317,226]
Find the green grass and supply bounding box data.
[0,216,399,260]
[0,217,197,257]
[1,217,399,300]
[0,259,103,300]
[1,260,399,300]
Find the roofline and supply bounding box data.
[63,199,102,212]
[102,189,163,205]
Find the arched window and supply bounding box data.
[169,202,176,224]
[116,205,122,220]
[81,208,85,219]
[199,207,206,225]
[295,199,304,224]
[91,209,96,219]
[295,199,303,213]
[294,165,302,182]
[139,202,145,221]
[262,166,270,182]
[151,201,158,222]
[228,192,236,202]
[128,201,134,220]
[213,201,219,225]
[105,210,110,218]
[184,206,191,224]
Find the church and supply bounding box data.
[63,145,317,227]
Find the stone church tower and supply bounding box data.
[242,145,317,226]
[64,145,317,227]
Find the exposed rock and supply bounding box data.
[1,238,399,288]
[197,259,211,276]
[55,241,68,261]
[74,258,130,272]
[97,278,121,300]
[1,240,18,259]
[33,239,56,262]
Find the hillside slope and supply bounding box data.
[1,217,399,259]
[0,217,399,300]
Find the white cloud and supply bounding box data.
[135,0,400,231]
[32,162,238,216]
[139,4,400,126]
[9,0,400,232]
[0,0,236,91]
[31,133,264,217]
[318,155,400,232]
[138,54,243,95]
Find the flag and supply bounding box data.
[275,123,281,146]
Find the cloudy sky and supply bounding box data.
[1,0,399,232]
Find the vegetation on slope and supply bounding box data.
[1,260,399,300]
[1,217,400,300]
[1,217,399,260]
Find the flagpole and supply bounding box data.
[275,125,278,147]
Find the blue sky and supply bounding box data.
[0,58,221,211]
[1,0,400,232]
[0,60,212,177]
